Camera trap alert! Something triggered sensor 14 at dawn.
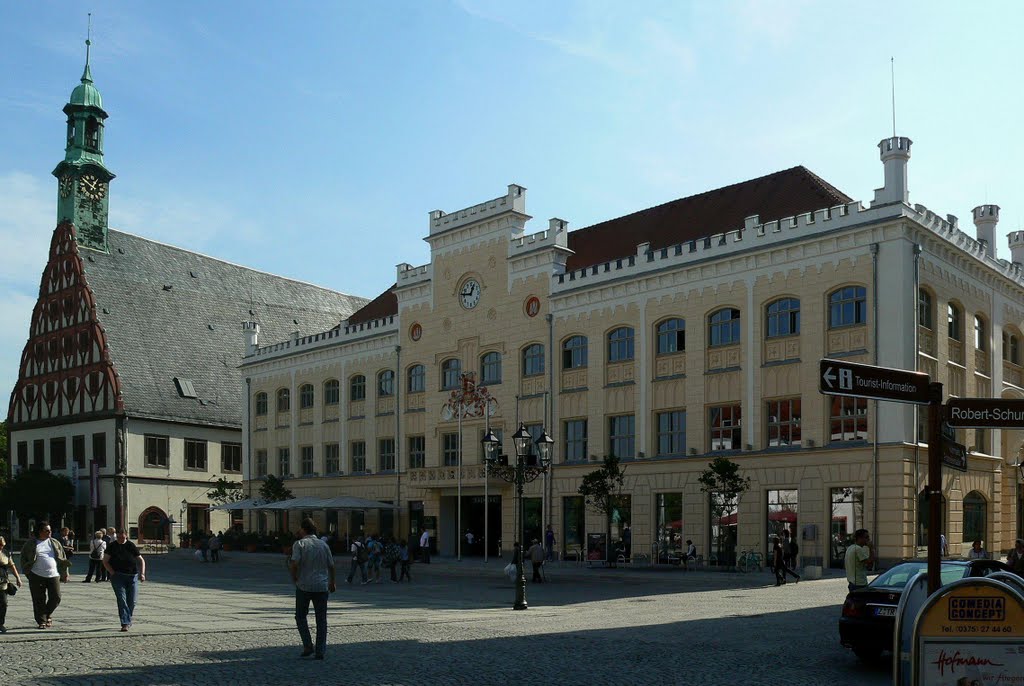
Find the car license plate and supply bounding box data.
[874,606,896,617]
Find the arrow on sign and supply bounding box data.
[822,366,837,389]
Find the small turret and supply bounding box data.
[1008,230,1024,267]
[242,321,260,356]
[872,136,912,207]
[973,205,1000,259]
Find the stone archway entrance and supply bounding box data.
[138,506,169,542]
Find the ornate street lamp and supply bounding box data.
[486,423,552,610]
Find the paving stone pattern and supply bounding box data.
[0,552,889,685]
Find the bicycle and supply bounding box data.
[737,549,763,573]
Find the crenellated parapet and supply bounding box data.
[246,314,399,361]
[508,217,570,257]
[396,261,432,287]
[429,184,527,235]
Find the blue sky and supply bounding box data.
[3,1,1023,400]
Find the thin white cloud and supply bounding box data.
[0,172,54,286]
[0,292,38,406]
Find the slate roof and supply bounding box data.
[565,166,851,271]
[347,284,397,325]
[83,229,368,428]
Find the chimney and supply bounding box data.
[872,136,913,207]
[1008,230,1024,267]
[242,321,260,356]
[973,205,999,258]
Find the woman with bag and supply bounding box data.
[20,520,70,629]
[83,531,107,583]
[1,534,25,633]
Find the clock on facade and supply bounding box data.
[59,174,74,199]
[459,279,481,309]
[78,174,106,202]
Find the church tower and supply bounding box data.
[52,30,115,252]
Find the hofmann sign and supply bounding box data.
[945,397,1024,428]
[819,359,931,405]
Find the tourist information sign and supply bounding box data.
[945,397,1024,429]
[819,359,931,405]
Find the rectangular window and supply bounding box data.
[72,435,85,467]
[608,415,635,459]
[300,385,314,409]
[975,429,988,454]
[408,366,426,393]
[565,419,589,462]
[324,443,340,474]
[481,353,502,385]
[379,438,395,471]
[563,496,585,552]
[324,381,340,406]
[185,439,208,471]
[300,445,314,475]
[830,487,864,568]
[766,398,802,447]
[50,437,67,470]
[351,441,366,473]
[708,404,741,451]
[221,442,242,473]
[17,441,28,469]
[442,433,459,466]
[409,436,425,469]
[278,447,290,476]
[255,450,268,478]
[656,411,686,456]
[144,434,170,468]
[92,433,106,467]
[33,439,45,469]
[829,396,868,442]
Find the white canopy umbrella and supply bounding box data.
[316,495,396,510]
[207,498,266,511]
[258,496,334,510]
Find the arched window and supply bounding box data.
[962,491,987,544]
[607,327,635,362]
[918,289,933,329]
[254,392,268,416]
[522,344,545,376]
[656,318,686,355]
[407,364,425,393]
[299,383,314,409]
[323,379,340,406]
[1003,331,1020,365]
[708,309,740,347]
[828,286,867,328]
[562,335,588,369]
[480,352,502,384]
[441,359,461,390]
[947,303,963,341]
[377,370,395,397]
[276,388,290,413]
[765,299,800,338]
[350,375,366,401]
[974,316,987,352]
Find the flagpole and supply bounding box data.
[484,400,490,563]
[457,395,463,562]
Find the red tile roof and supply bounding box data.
[346,284,397,325]
[564,166,851,271]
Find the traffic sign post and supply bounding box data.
[946,397,1024,428]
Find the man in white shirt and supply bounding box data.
[419,529,430,564]
[20,521,69,629]
[289,518,335,660]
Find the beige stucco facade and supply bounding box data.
[240,140,1024,567]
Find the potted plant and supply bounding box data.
[178,531,192,549]
[240,531,260,553]
[221,530,238,552]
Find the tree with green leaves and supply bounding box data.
[698,456,750,568]
[0,468,75,522]
[206,477,245,506]
[577,455,627,564]
[258,474,293,503]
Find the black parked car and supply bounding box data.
[839,558,1010,661]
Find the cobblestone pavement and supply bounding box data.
[1,552,889,685]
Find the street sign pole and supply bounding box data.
[927,382,943,596]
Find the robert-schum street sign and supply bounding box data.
[819,359,931,405]
[945,397,1024,429]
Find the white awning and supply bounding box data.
[252,496,397,511]
[207,498,266,511]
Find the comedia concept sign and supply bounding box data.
[945,398,1024,429]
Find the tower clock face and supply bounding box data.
[59,174,74,198]
[459,279,481,309]
[78,174,106,202]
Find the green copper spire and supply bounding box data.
[54,13,115,252]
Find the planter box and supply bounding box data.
[245,543,258,553]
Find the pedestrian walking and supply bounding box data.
[0,534,25,633]
[772,537,799,585]
[20,520,70,629]
[419,529,430,564]
[544,525,555,562]
[102,528,146,631]
[527,539,545,582]
[347,536,367,584]
[844,528,875,592]
[399,540,411,582]
[782,530,795,569]
[288,518,335,660]
[56,527,75,563]
[367,535,383,582]
[209,532,222,563]
[1007,539,1024,576]
[97,528,115,582]
[682,539,698,571]
[384,538,400,582]
[83,531,106,582]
